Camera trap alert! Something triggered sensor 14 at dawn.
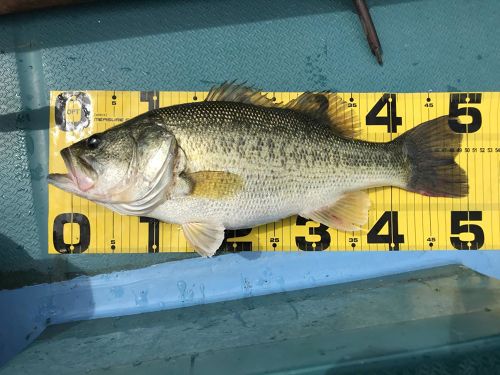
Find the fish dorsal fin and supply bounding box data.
[300,191,370,231]
[285,92,361,138]
[205,82,276,108]
[186,171,244,199]
[182,222,225,257]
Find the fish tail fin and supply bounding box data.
[393,115,468,197]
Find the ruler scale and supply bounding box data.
[48,91,500,254]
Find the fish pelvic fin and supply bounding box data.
[285,92,361,138]
[393,115,468,198]
[182,222,225,257]
[300,191,371,232]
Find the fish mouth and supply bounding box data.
[48,148,96,192]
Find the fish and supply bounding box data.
[48,83,468,256]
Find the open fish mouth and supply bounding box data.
[48,148,96,193]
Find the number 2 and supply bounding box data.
[221,229,253,252]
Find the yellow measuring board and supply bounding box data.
[48,90,500,254]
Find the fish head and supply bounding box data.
[48,117,179,209]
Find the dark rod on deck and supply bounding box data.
[0,0,97,15]
[353,0,383,65]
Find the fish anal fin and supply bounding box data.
[182,222,225,257]
[205,82,277,108]
[285,92,361,138]
[187,171,244,199]
[301,191,370,232]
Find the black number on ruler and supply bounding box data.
[140,217,160,253]
[448,93,482,133]
[295,216,331,251]
[220,229,253,252]
[450,211,484,250]
[365,94,402,133]
[367,211,404,250]
[53,213,91,254]
[140,91,159,111]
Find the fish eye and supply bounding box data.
[86,135,101,150]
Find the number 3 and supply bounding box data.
[295,216,331,251]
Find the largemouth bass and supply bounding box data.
[48,83,468,256]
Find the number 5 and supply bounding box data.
[450,211,484,250]
[448,93,482,133]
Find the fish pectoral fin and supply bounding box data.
[182,222,225,257]
[169,176,192,198]
[285,93,361,138]
[301,191,371,231]
[186,171,244,199]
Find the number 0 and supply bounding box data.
[53,213,91,254]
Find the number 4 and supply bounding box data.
[366,94,402,133]
[367,211,404,250]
